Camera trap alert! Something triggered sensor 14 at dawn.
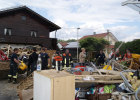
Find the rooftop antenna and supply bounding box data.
[93,32,96,35]
[107,29,110,33]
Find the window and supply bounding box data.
[21,16,26,20]
[110,41,112,45]
[31,31,37,37]
[4,28,11,36]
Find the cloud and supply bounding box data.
[124,32,140,42]
[0,0,140,41]
[109,25,139,41]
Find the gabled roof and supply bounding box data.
[0,6,60,32]
[80,33,108,40]
[65,42,79,48]
[59,42,68,47]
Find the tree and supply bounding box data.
[79,37,109,61]
[58,39,76,43]
[66,39,76,42]
[58,39,65,42]
[114,39,140,55]
[114,41,126,55]
[79,37,109,52]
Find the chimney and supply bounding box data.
[107,29,110,33]
[93,32,96,35]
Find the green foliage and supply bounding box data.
[66,39,77,42]
[114,41,126,55]
[58,39,65,42]
[114,39,140,55]
[58,39,76,43]
[79,37,109,51]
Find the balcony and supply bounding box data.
[0,35,57,49]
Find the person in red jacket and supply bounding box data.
[111,50,122,61]
[123,49,132,60]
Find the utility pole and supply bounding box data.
[77,28,80,62]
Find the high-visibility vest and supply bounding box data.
[53,55,62,70]
[63,53,72,67]
[54,56,63,61]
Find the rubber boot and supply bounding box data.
[13,78,17,84]
[8,77,12,83]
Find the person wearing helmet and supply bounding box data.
[62,49,73,68]
[8,48,20,84]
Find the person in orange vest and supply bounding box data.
[62,49,73,68]
[52,51,63,71]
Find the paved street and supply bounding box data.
[0,80,19,100]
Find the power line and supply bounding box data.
[60,27,102,30]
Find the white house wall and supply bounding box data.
[104,34,117,45]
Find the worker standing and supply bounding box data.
[41,47,50,70]
[96,50,106,66]
[29,47,38,73]
[123,49,132,60]
[8,48,20,84]
[111,50,122,61]
[79,48,86,66]
[62,49,73,68]
[52,51,63,71]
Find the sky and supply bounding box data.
[0,0,140,42]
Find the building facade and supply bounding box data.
[0,6,60,49]
[80,32,118,57]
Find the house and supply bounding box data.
[80,32,118,45]
[59,42,68,48]
[0,6,60,49]
[80,31,118,57]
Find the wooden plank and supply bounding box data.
[96,69,102,75]
[76,80,123,84]
[98,69,120,75]
[75,75,122,80]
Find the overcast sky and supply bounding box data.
[0,0,140,42]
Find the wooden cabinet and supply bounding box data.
[34,70,75,100]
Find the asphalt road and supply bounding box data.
[0,80,19,100]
